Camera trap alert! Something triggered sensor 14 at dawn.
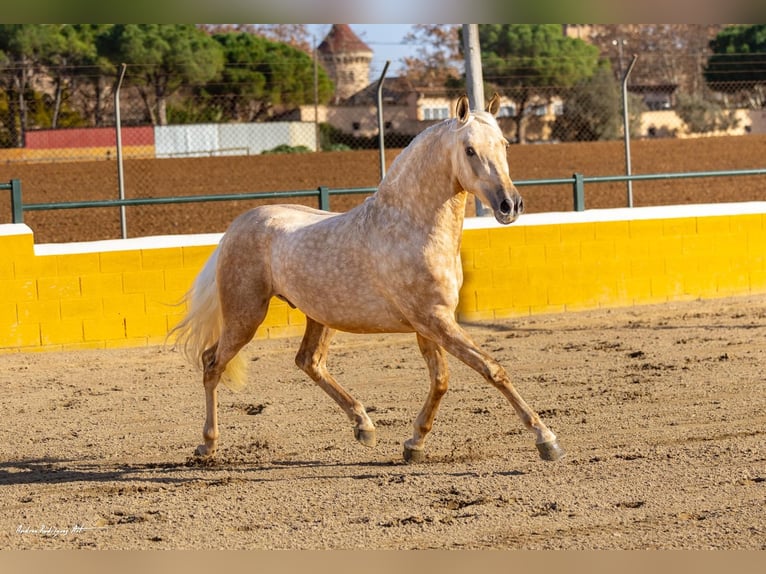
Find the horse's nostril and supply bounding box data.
[499,199,512,215]
[517,196,524,214]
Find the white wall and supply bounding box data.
[154,122,317,158]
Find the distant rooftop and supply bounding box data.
[318,24,372,55]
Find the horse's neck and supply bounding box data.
[374,125,466,239]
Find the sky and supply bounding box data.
[307,24,420,80]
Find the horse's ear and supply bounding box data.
[486,93,501,117]
[455,95,470,123]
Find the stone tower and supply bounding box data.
[318,24,373,103]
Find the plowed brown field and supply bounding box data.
[1,135,765,243]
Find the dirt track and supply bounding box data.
[1,294,765,549]
[2,134,766,243]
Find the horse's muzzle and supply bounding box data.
[494,191,524,225]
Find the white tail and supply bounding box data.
[169,247,247,391]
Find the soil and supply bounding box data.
[1,294,765,550]
[1,134,766,243]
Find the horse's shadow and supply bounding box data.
[0,457,194,488]
[0,456,524,487]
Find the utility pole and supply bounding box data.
[463,24,485,111]
[462,24,488,216]
[313,35,320,152]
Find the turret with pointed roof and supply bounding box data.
[318,24,373,103]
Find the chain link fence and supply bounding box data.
[1,48,764,239]
[2,50,763,153]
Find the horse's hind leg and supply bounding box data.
[295,317,376,447]
[403,334,450,463]
[197,301,268,457]
[197,343,223,457]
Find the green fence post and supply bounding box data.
[318,186,331,211]
[10,179,23,223]
[573,173,585,212]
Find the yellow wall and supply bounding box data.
[0,228,304,353]
[0,146,154,163]
[458,205,766,321]
[1,202,765,353]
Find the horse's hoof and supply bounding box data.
[195,444,215,457]
[536,439,565,461]
[354,428,377,448]
[403,444,426,463]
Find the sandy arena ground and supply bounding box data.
[1,294,764,550]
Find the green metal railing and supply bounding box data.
[514,168,766,212]
[4,167,766,229]
[6,183,376,225]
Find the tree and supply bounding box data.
[204,31,334,122]
[199,24,313,53]
[587,25,723,94]
[402,25,462,86]
[0,24,65,146]
[552,63,647,142]
[551,64,621,141]
[478,24,600,143]
[98,24,224,125]
[674,93,740,134]
[41,24,112,128]
[59,24,115,127]
[251,25,312,53]
[704,24,766,108]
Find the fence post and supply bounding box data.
[622,54,638,208]
[114,63,128,239]
[10,179,23,223]
[573,173,585,212]
[318,186,331,211]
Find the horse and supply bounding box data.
[170,94,564,464]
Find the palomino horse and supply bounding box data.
[171,94,564,463]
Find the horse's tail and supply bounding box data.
[168,246,247,392]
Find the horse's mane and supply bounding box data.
[381,121,446,185]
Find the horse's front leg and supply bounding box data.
[414,310,564,462]
[403,334,450,463]
[295,318,376,447]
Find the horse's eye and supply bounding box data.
[466,146,476,157]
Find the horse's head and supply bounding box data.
[451,94,524,225]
